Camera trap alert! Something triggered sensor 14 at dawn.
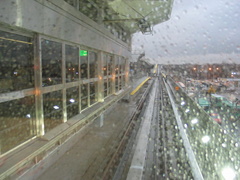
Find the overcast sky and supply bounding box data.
[132,0,240,64]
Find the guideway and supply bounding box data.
[125,74,193,179]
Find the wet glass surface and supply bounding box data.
[67,87,79,120]
[66,45,79,82]
[90,82,97,105]
[0,96,35,154]
[0,31,34,93]
[115,76,118,92]
[104,79,108,97]
[80,53,88,79]
[42,39,62,86]
[81,83,88,110]
[43,90,63,132]
[89,51,97,79]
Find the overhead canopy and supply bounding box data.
[105,0,174,34]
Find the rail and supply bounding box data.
[102,78,154,180]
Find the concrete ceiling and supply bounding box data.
[106,0,174,34]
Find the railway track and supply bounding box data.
[82,79,154,180]
[82,73,194,180]
[118,72,194,179]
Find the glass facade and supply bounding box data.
[66,45,79,82]
[0,96,36,154]
[42,39,62,86]
[67,87,79,119]
[0,30,127,154]
[0,30,34,93]
[89,51,97,79]
[90,82,97,105]
[104,79,108,97]
[80,52,88,79]
[43,90,63,132]
[81,83,88,110]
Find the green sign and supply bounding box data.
[80,50,88,56]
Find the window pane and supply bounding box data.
[119,76,122,90]
[103,55,107,76]
[89,51,97,79]
[115,76,118,92]
[66,87,79,119]
[81,84,88,110]
[122,75,125,88]
[0,30,34,93]
[120,58,125,74]
[66,45,79,82]
[80,54,88,79]
[107,55,113,76]
[104,79,108,97]
[43,90,63,132]
[42,39,62,86]
[90,82,97,105]
[115,57,119,75]
[108,78,112,95]
[0,96,36,154]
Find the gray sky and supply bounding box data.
[132,0,240,64]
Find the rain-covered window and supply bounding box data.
[42,39,62,86]
[80,50,88,79]
[66,87,79,119]
[65,45,79,82]
[89,51,97,79]
[43,90,63,132]
[81,83,88,110]
[0,30,34,93]
[0,96,35,154]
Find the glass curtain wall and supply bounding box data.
[89,51,98,105]
[0,30,36,154]
[41,39,62,86]
[0,30,127,154]
[115,57,119,92]
[107,55,113,95]
[66,45,79,82]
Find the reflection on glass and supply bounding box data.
[115,76,119,92]
[81,84,88,110]
[107,55,113,76]
[115,57,119,75]
[66,45,79,82]
[89,51,97,79]
[0,30,34,93]
[122,75,125,88]
[80,54,88,79]
[119,76,122,90]
[103,55,107,76]
[43,90,63,132]
[0,96,36,154]
[90,82,97,105]
[119,58,125,74]
[108,78,112,95]
[104,79,108,97]
[67,87,79,119]
[42,39,62,86]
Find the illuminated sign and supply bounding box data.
[80,50,88,56]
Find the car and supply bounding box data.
[209,113,222,124]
